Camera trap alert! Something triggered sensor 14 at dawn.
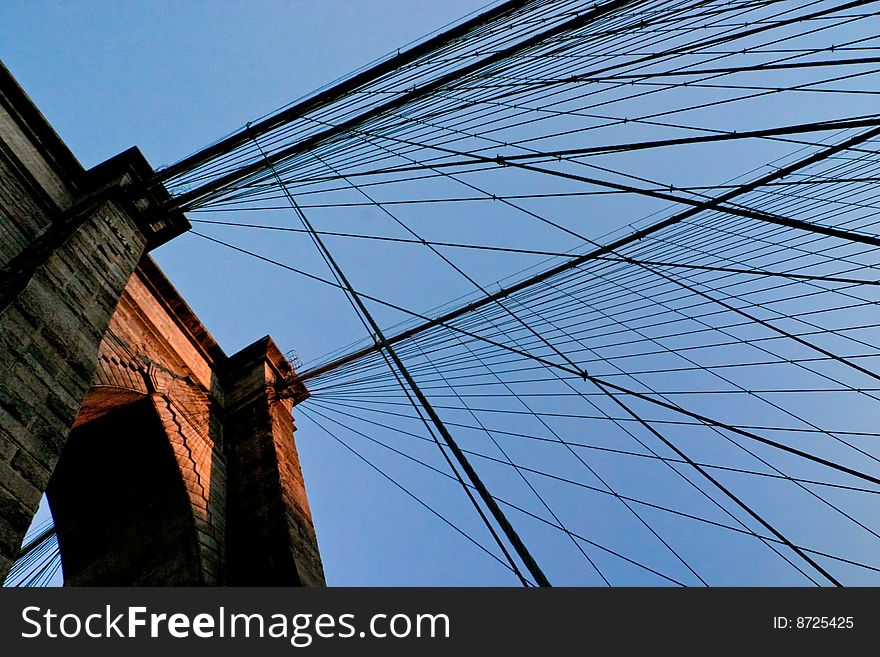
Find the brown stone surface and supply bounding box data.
[224,337,324,587]
[47,399,205,586]
[0,197,148,577]
[0,61,324,586]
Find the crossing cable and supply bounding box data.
[262,156,536,586]
[188,219,880,288]
[191,229,880,491]
[291,217,878,384]
[164,0,645,211]
[296,106,880,420]
[587,376,843,585]
[411,335,613,584]
[307,150,584,375]
[276,1,868,182]
[307,132,725,584]
[272,13,880,205]
[312,177,876,348]
[306,396,880,496]
[296,409,521,577]
[530,264,880,550]
[303,397,880,579]
[236,152,535,583]
[154,0,537,183]
[511,278,844,575]
[305,397,880,496]
[180,61,880,580]
[343,125,880,251]
[222,115,880,192]
[296,126,880,383]
[301,404,691,585]
[186,174,880,210]
[481,253,840,582]
[182,1,876,213]
[352,8,880,175]
[250,138,552,588]
[372,335,534,586]
[202,0,876,205]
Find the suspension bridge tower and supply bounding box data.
[0,62,324,586]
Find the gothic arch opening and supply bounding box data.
[43,392,203,586]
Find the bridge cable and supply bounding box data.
[250,136,552,587]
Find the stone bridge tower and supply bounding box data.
[0,62,324,586]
